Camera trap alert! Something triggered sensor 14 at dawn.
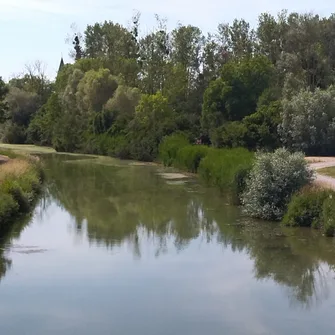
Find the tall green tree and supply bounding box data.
[128,92,176,161]
[202,55,274,136]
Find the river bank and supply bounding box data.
[158,135,335,236]
[2,142,335,237]
[0,150,44,235]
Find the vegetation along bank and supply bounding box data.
[159,134,335,237]
[0,150,44,235]
[1,10,335,234]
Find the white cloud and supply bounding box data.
[0,0,333,25]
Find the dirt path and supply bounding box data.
[306,157,335,189]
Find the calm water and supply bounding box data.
[1,154,335,335]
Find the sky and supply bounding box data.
[0,0,334,80]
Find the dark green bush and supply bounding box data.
[0,180,30,213]
[198,147,254,198]
[105,135,131,159]
[282,187,334,227]
[0,193,19,229]
[129,134,158,162]
[174,145,210,173]
[220,122,248,148]
[82,133,112,155]
[159,133,190,166]
[2,123,27,144]
[321,197,335,237]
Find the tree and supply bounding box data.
[9,61,53,106]
[104,85,141,135]
[0,77,8,123]
[5,87,38,127]
[73,35,83,60]
[128,92,176,161]
[217,19,256,59]
[27,93,62,145]
[83,20,139,85]
[256,12,284,64]
[243,100,281,150]
[201,55,274,138]
[138,21,170,94]
[280,86,335,155]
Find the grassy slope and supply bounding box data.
[0,144,55,155]
[0,149,44,234]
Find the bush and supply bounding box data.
[198,147,254,199]
[174,145,209,173]
[107,135,131,159]
[83,133,112,155]
[129,134,158,162]
[0,193,19,229]
[159,133,190,166]
[0,179,30,213]
[321,197,335,237]
[2,122,27,144]
[241,148,314,220]
[282,186,333,227]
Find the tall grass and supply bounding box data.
[198,147,254,200]
[159,134,254,200]
[174,145,210,173]
[159,133,190,166]
[0,156,43,234]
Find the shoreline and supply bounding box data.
[0,151,44,236]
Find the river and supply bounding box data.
[1,153,335,335]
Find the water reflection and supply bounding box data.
[1,153,335,313]
[0,213,35,282]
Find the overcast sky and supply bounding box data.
[0,0,333,80]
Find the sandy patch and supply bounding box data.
[158,172,188,180]
[129,162,158,166]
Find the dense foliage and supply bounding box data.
[159,133,190,166]
[159,136,254,201]
[283,186,335,236]
[2,11,335,161]
[282,186,333,228]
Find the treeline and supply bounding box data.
[2,10,335,159]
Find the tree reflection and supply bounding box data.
[42,154,335,309]
[0,212,35,282]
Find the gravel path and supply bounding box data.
[307,157,335,189]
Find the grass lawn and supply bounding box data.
[317,166,335,178]
[0,144,56,156]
